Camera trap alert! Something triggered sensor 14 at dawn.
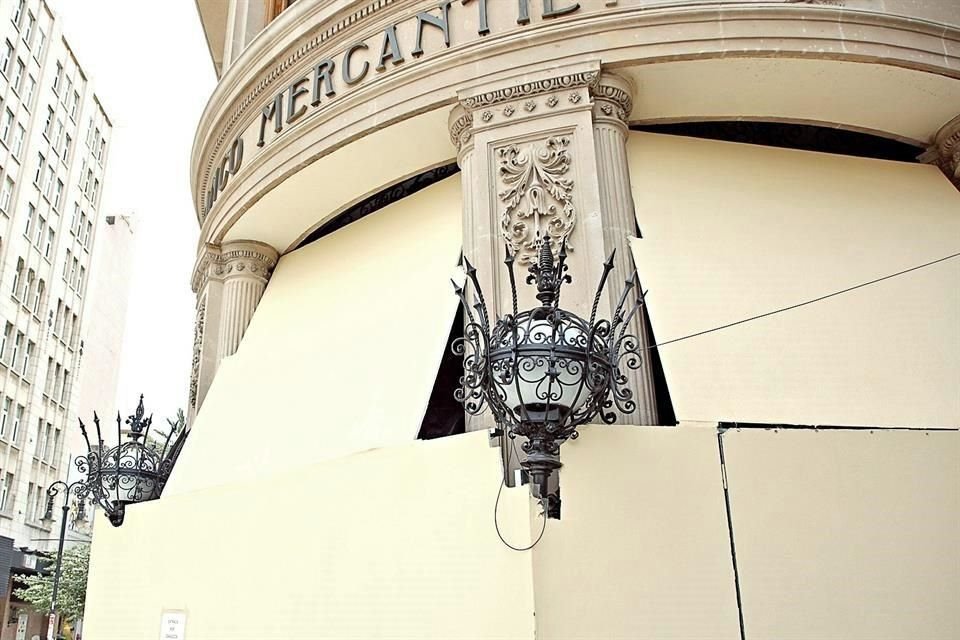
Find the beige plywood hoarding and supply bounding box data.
[722,427,960,640]
[628,132,960,428]
[167,176,463,495]
[84,431,537,639]
[532,424,742,640]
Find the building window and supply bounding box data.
[34,216,43,246]
[70,91,78,119]
[34,152,44,184]
[11,331,22,367]
[69,256,77,284]
[11,258,23,298]
[12,58,23,92]
[24,74,35,106]
[11,0,24,27]
[53,300,62,335]
[98,138,106,162]
[53,119,63,147]
[35,29,44,56]
[62,249,70,279]
[53,179,63,209]
[0,41,13,76]
[44,358,53,393]
[0,177,13,211]
[42,423,51,461]
[62,78,72,106]
[12,123,24,156]
[0,473,13,511]
[21,340,32,374]
[21,268,32,302]
[76,267,84,295]
[12,405,23,441]
[43,106,53,137]
[24,203,35,235]
[22,12,33,44]
[51,428,60,464]
[0,323,10,360]
[0,398,9,437]
[25,483,33,519]
[62,133,71,160]
[52,363,61,397]
[84,221,92,248]
[44,166,54,198]
[35,419,44,458]
[44,228,54,258]
[52,62,62,93]
[32,279,43,313]
[269,0,298,21]
[92,178,99,204]
[0,108,12,144]
[60,370,70,404]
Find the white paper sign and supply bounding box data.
[159,611,186,640]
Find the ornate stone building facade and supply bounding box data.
[86,2,959,638]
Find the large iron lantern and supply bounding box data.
[78,395,183,526]
[453,238,643,494]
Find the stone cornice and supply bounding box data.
[192,1,960,247]
[461,71,600,111]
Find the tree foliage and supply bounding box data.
[13,544,89,623]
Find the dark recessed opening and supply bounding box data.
[632,121,923,162]
[417,305,466,440]
[297,163,460,250]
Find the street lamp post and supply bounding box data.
[41,479,89,640]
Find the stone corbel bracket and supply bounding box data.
[921,114,960,190]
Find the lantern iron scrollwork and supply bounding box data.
[78,395,187,527]
[452,236,644,495]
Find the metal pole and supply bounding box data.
[48,502,69,640]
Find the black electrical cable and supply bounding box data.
[651,252,960,348]
[494,477,548,552]
[492,435,548,551]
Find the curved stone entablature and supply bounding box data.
[191,0,960,251]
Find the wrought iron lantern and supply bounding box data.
[78,395,185,527]
[453,237,644,495]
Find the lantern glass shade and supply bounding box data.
[490,317,595,419]
[97,440,163,507]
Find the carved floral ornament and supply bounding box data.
[498,136,576,265]
[189,301,206,408]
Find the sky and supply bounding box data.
[49,0,215,421]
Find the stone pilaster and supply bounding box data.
[590,72,657,425]
[188,240,278,423]
[449,61,659,483]
[921,114,960,190]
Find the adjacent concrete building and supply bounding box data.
[0,0,120,637]
[87,1,958,638]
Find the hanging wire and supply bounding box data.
[650,252,960,349]
[492,434,548,551]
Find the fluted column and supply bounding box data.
[217,241,278,359]
[189,240,278,423]
[921,114,960,190]
[591,73,658,425]
[448,106,492,434]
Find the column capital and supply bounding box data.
[591,72,635,128]
[192,240,279,293]
[220,240,279,283]
[921,114,960,189]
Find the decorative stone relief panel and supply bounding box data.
[497,136,577,264]
[189,299,206,409]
